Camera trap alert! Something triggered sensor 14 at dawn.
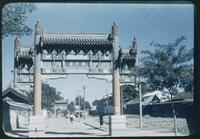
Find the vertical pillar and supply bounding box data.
[112,22,121,115]
[89,51,93,72]
[132,37,138,65]
[83,85,86,119]
[62,50,65,71]
[109,22,126,136]
[139,83,143,128]
[33,20,42,116]
[14,36,20,88]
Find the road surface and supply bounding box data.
[4,115,188,137]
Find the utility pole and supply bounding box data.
[139,83,143,129]
[79,95,81,118]
[121,86,123,115]
[104,89,109,113]
[83,86,86,120]
[106,89,109,113]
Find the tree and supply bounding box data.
[121,85,138,101]
[121,82,152,101]
[2,3,37,38]
[67,101,75,113]
[75,95,91,110]
[84,101,92,109]
[27,83,64,111]
[92,99,98,106]
[140,36,193,135]
[42,83,64,110]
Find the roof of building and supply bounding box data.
[3,98,32,109]
[121,53,135,60]
[2,86,28,101]
[41,32,113,47]
[16,47,33,59]
[55,100,68,104]
[143,90,171,98]
[119,48,136,61]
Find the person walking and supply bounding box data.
[99,112,103,128]
[70,113,74,123]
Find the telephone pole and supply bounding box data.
[83,85,86,119]
[139,83,143,129]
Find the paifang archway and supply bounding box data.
[13,21,138,135]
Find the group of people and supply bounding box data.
[65,113,74,123]
[67,112,104,128]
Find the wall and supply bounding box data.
[124,101,193,118]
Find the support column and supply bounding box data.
[62,50,65,72]
[14,36,20,88]
[109,22,126,136]
[132,37,138,65]
[29,21,45,137]
[112,22,121,115]
[33,20,42,116]
[89,51,93,72]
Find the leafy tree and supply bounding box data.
[140,36,193,135]
[27,83,64,111]
[121,85,138,101]
[84,101,92,109]
[92,99,98,106]
[2,3,37,38]
[75,95,91,110]
[121,82,152,101]
[75,95,81,106]
[42,83,64,110]
[26,90,34,105]
[67,101,75,113]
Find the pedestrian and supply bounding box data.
[70,113,74,123]
[99,112,103,128]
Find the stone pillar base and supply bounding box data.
[29,116,46,137]
[109,115,126,136]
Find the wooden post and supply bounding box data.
[112,22,121,115]
[83,85,86,120]
[139,83,143,128]
[33,20,42,116]
[14,36,20,88]
[120,86,124,115]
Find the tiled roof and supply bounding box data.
[41,32,112,47]
[3,98,32,109]
[120,48,136,61]
[2,86,28,100]
[55,100,68,104]
[121,53,135,60]
[16,47,33,59]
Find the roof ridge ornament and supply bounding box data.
[112,22,119,37]
[14,36,20,48]
[35,20,42,35]
[132,36,137,50]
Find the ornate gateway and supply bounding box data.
[14,21,138,115]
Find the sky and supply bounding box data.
[2,3,194,104]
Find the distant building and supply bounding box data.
[142,90,172,105]
[2,86,33,131]
[54,100,68,118]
